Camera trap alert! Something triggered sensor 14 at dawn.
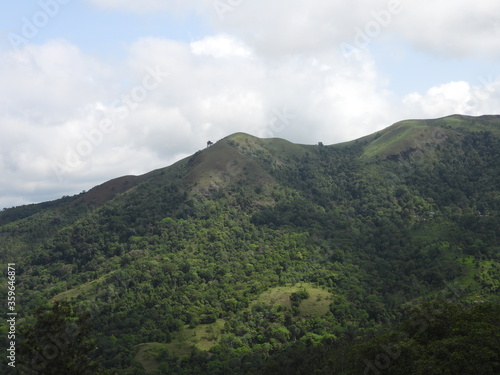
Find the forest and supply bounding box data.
[0,114,499,374]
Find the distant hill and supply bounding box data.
[1,114,499,374]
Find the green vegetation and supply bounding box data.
[0,114,499,374]
[52,272,115,301]
[17,300,108,375]
[163,319,225,356]
[253,283,332,317]
[135,343,167,373]
[362,122,456,159]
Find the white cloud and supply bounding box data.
[202,0,500,59]
[403,82,473,118]
[0,37,396,207]
[190,34,252,58]
[0,40,111,121]
[206,0,386,56]
[84,0,500,59]
[4,0,500,208]
[403,78,500,118]
[393,0,500,58]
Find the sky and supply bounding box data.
[1,0,500,209]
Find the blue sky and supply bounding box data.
[1,1,208,56]
[1,0,500,208]
[371,40,500,96]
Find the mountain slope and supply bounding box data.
[1,114,499,374]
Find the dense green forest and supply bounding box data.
[1,114,499,374]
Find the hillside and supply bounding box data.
[1,114,499,374]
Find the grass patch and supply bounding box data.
[52,272,115,301]
[456,257,500,295]
[432,114,500,135]
[134,320,225,372]
[361,119,463,160]
[253,282,333,317]
[135,343,167,373]
[363,123,429,159]
[187,139,276,196]
[164,319,225,357]
[298,286,334,317]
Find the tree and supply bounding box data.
[19,300,108,375]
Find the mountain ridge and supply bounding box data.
[1,114,499,374]
[2,114,498,219]
[1,114,498,256]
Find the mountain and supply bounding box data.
[1,114,499,374]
